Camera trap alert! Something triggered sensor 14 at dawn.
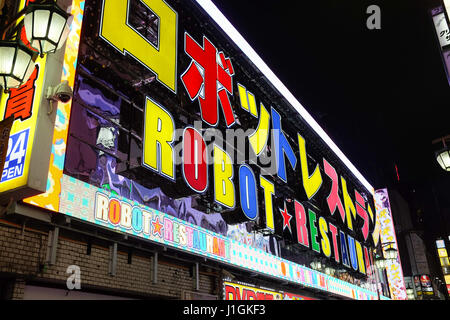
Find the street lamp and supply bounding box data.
[373,242,398,299]
[0,40,36,89]
[374,253,386,269]
[0,0,71,91]
[433,136,450,171]
[436,147,450,171]
[384,247,399,263]
[374,243,398,268]
[23,1,71,55]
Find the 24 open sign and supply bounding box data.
[1,128,30,182]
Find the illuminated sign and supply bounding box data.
[419,275,434,296]
[0,26,44,196]
[0,58,47,200]
[193,0,374,195]
[95,191,230,260]
[436,239,445,248]
[59,173,379,300]
[87,0,377,276]
[27,0,383,299]
[59,174,231,262]
[438,248,448,258]
[23,0,85,210]
[413,275,422,297]
[0,117,14,175]
[224,281,283,300]
[432,9,450,48]
[283,292,315,300]
[431,6,450,86]
[374,189,407,300]
[0,0,73,202]
[223,281,317,300]
[1,128,30,182]
[435,239,450,294]
[446,0,450,17]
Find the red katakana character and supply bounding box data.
[355,190,369,241]
[181,33,235,127]
[323,158,345,223]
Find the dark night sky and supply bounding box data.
[210,1,450,241]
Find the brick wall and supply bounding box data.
[0,222,220,299]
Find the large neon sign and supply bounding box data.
[25,0,383,299]
[100,13,379,276]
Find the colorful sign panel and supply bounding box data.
[23,0,85,210]
[435,239,450,295]
[419,275,434,296]
[25,0,383,299]
[59,173,380,300]
[60,174,231,262]
[374,189,407,300]
[0,0,75,202]
[431,6,450,86]
[0,58,46,196]
[413,275,422,297]
[432,8,450,48]
[0,116,14,175]
[223,281,315,300]
[283,292,316,300]
[76,0,375,274]
[445,0,450,18]
[224,281,283,300]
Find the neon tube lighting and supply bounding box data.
[195,0,374,194]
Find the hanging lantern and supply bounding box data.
[374,254,386,269]
[436,147,450,171]
[0,40,36,90]
[384,247,398,263]
[23,1,71,55]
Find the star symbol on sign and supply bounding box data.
[152,216,164,238]
[279,202,292,233]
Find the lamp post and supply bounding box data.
[0,0,71,91]
[373,251,385,300]
[375,252,386,269]
[373,242,399,299]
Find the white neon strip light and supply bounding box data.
[445,0,450,17]
[195,0,374,194]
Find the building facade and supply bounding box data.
[0,0,395,300]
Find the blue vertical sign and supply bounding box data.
[1,128,30,182]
